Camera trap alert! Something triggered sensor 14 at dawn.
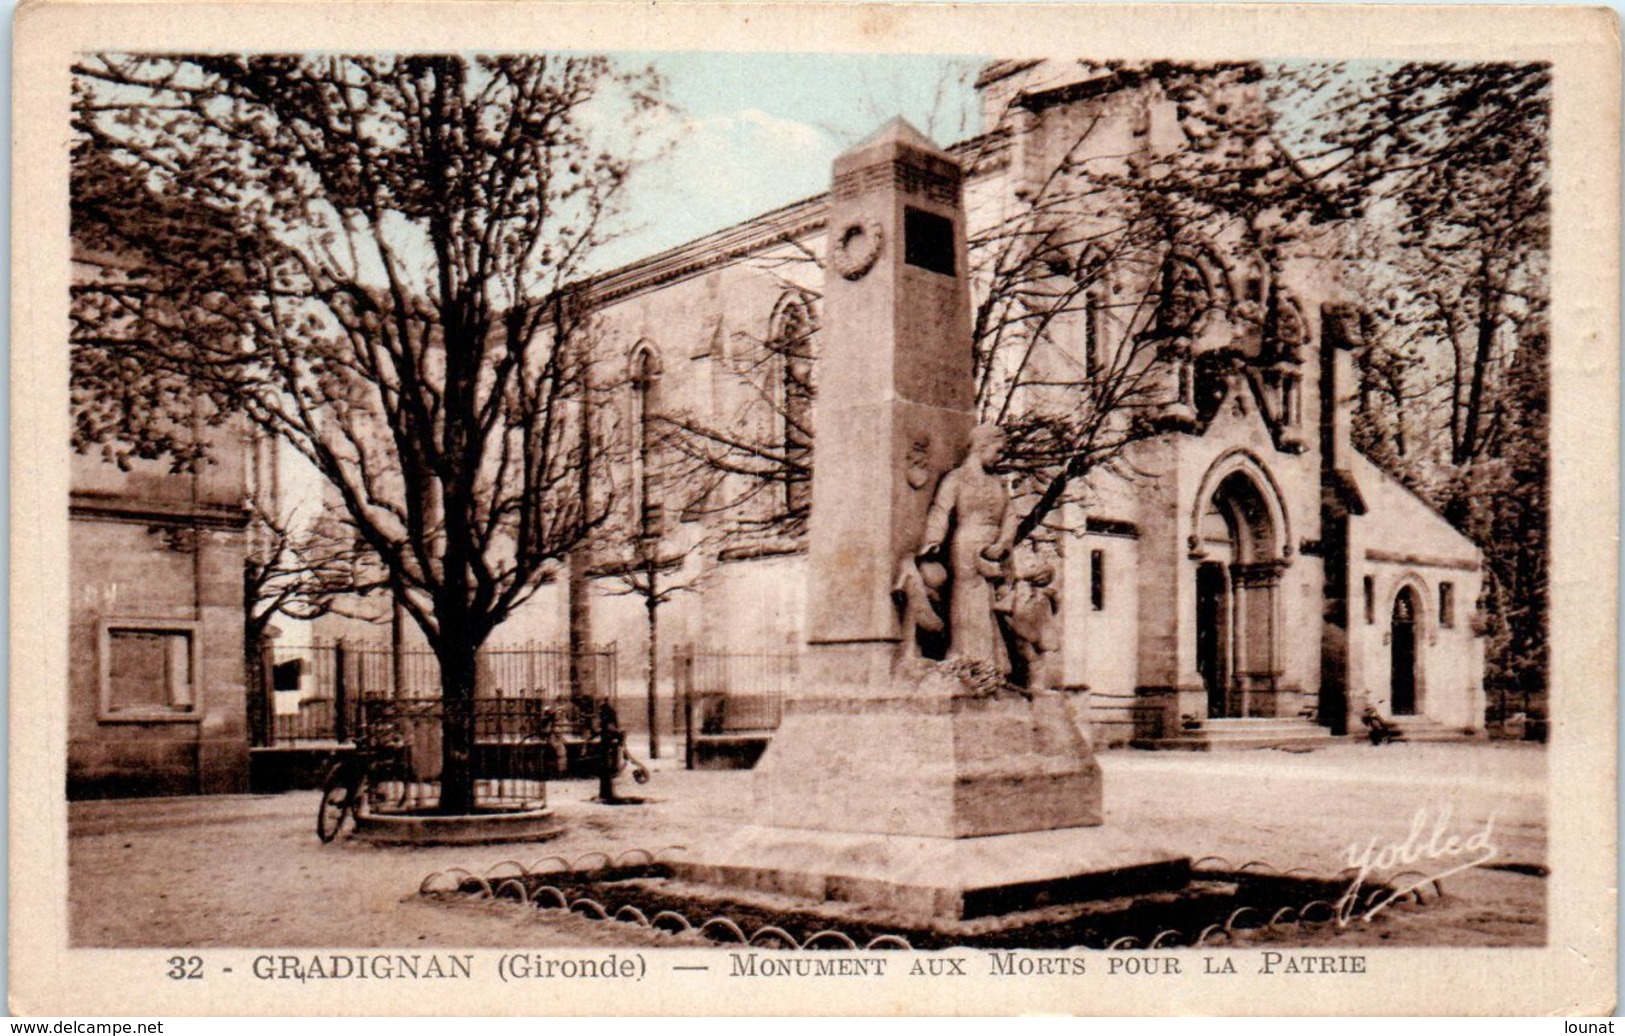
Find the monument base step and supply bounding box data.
[690,732,772,769]
[670,823,1190,921]
[753,677,1104,838]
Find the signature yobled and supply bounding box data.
[1336,804,1497,925]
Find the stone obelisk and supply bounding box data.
[801,118,976,673]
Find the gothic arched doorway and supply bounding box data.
[1391,587,1419,715]
[1195,469,1283,718]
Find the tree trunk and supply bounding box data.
[1014,454,1088,547]
[568,553,593,701]
[1457,264,1497,465]
[436,632,479,815]
[570,305,597,704]
[645,589,660,760]
[243,618,269,748]
[391,594,407,697]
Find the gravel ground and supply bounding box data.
[69,741,1546,949]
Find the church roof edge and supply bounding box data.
[583,192,829,307]
[577,131,1007,308]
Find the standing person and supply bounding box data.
[596,701,624,803]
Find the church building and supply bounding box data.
[498,58,1487,749]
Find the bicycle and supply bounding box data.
[316,719,411,843]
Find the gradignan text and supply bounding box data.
[251,954,474,982]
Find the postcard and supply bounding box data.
[11,1,1619,1016]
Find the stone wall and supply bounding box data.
[69,441,250,798]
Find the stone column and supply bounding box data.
[1318,304,1367,735]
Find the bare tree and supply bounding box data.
[242,482,386,744]
[71,54,665,813]
[1336,63,1552,713]
[597,549,707,762]
[592,344,714,761]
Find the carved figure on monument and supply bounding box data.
[919,424,1021,672]
[893,552,948,661]
[997,553,1061,691]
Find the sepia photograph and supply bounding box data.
[12,1,1618,1017]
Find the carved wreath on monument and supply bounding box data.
[830,217,884,280]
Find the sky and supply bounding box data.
[584,54,1400,273]
[589,52,987,272]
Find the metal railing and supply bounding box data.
[255,640,617,748]
[354,696,557,814]
[675,646,797,768]
[1485,678,1548,741]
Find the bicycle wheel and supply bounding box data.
[316,765,356,843]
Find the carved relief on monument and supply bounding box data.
[830,162,894,200]
[997,553,1062,692]
[829,216,884,280]
[905,436,934,490]
[831,156,960,205]
[893,424,1062,691]
[920,424,1019,667]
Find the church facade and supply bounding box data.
[490,58,1488,748]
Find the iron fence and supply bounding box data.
[255,640,617,748]
[1484,677,1548,741]
[675,646,797,768]
[354,696,557,813]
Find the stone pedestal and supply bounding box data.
[677,823,1189,922]
[754,668,1101,838]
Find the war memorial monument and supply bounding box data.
[673,120,1190,923]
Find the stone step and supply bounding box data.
[1132,735,1336,752]
[1132,719,1336,752]
[1191,721,1330,737]
[1198,729,1333,741]
[1200,716,1323,726]
[1383,717,1482,743]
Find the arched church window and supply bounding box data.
[1073,246,1111,381]
[770,296,815,518]
[632,346,662,540]
[1084,289,1104,379]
